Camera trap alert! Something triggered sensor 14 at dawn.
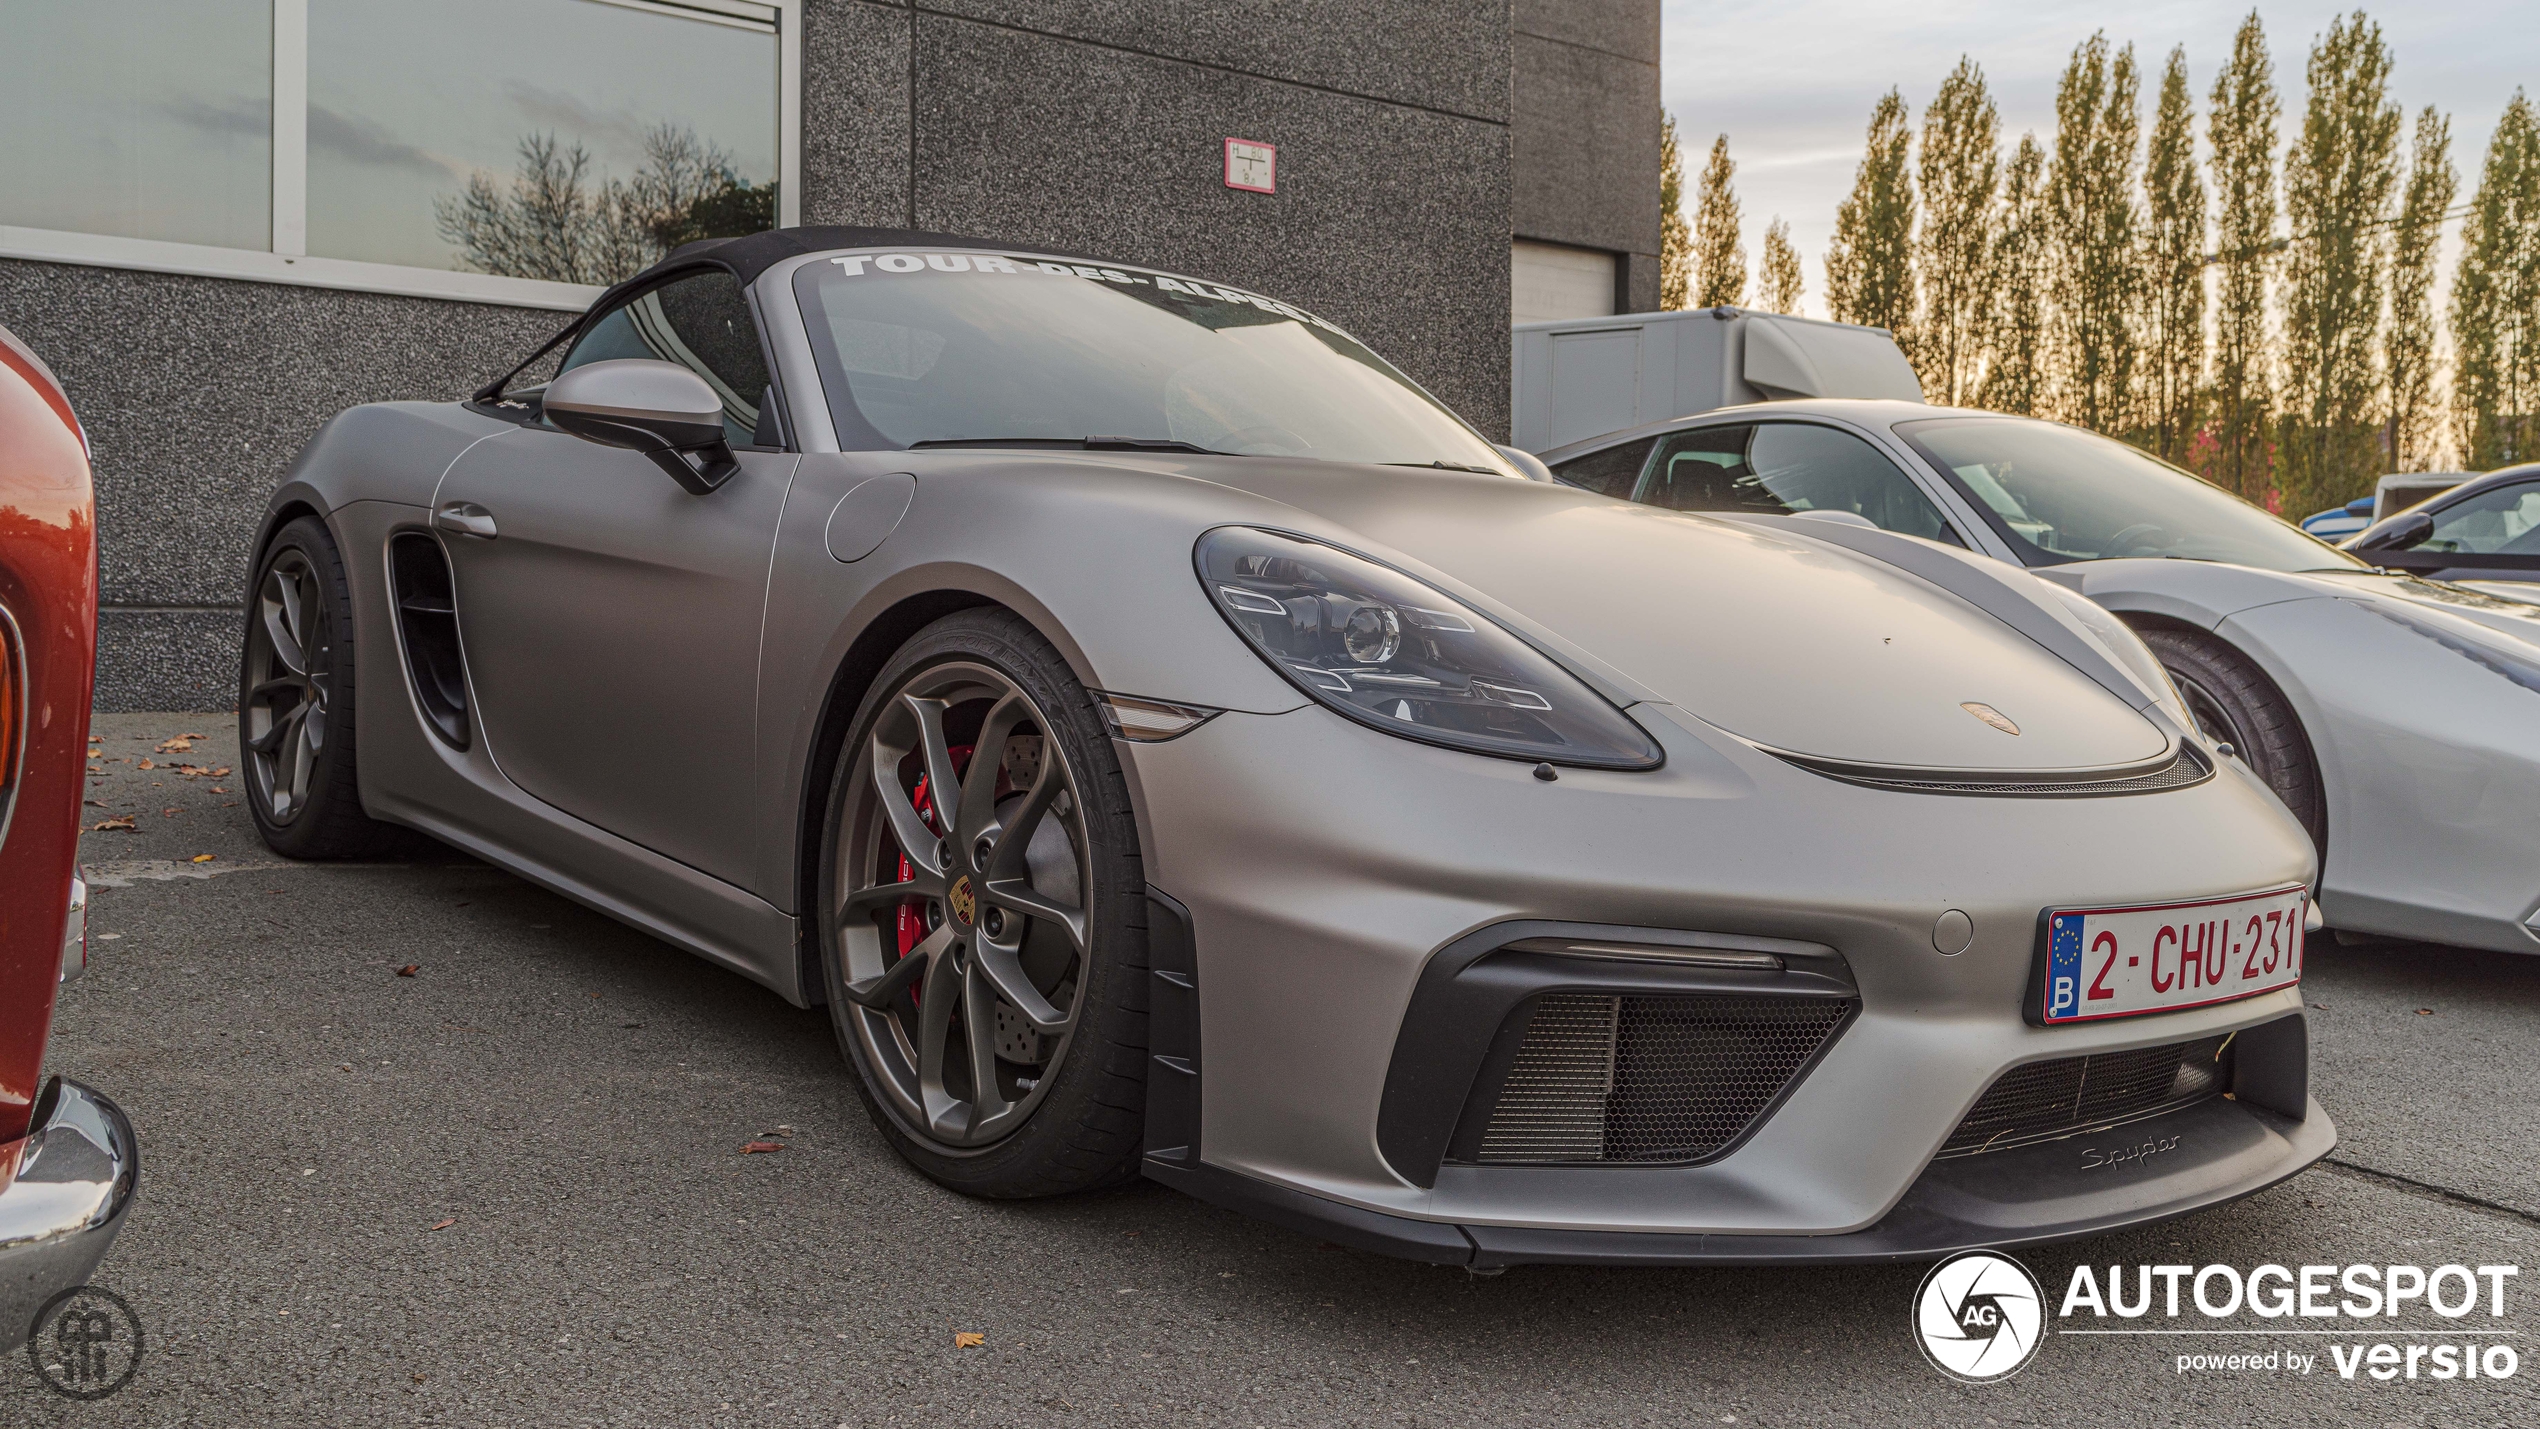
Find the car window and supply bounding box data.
[559,267,771,448]
[1550,437,1655,497]
[1895,416,2362,572]
[1633,422,1958,542]
[790,250,1518,472]
[2416,482,2540,556]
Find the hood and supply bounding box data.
[1177,459,2170,773]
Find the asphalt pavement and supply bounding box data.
[8,713,2536,1426]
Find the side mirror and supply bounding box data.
[1494,444,1554,482]
[544,359,737,495]
[2349,509,2433,553]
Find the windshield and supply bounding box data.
[791,248,1514,472]
[1894,417,2364,572]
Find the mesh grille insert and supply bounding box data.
[1474,992,1853,1164]
[1938,1035,2232,1158]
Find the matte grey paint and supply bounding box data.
[263,251,2325,1241]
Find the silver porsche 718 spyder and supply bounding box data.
[240,227,2330,1267]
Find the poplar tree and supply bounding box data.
[2143,47,2208,464]
[2046,34,2143,433]
[1693,135,1749,307]
[2452,92,2540,466]
[2280,11,2400,513]
[1659,111,1694,310]
[1918,58,2001,405]
[1980,134,2050,415]
[1758,218,1805,314]
[2208,12,2280,499]
[1826,90,1918,345]
[2385,107,2456,470]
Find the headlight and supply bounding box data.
[1196,527,1663,769]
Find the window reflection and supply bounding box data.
[0,0,272,249]
[1635,423,1957,542]
[308,0,777,280]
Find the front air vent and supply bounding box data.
[389,533,470,749]
[1469,991,1854,1165]
[1938,1035,2232,1158]
[1774,743,2211,798]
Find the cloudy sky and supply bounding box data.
[1659,2,2537,319]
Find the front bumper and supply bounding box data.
[0,1078,139,1351]
[1121,696,2323,1245]
[1149,1091,2334,1267]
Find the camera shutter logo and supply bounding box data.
[27,1284,144,1400]
[1913,1251,2045,1383]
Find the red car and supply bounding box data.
[0,321,135,1351]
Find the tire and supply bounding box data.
[238,515,404,859]
[2134,624,2328,853]
[815,608,1149,1197]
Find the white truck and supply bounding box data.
[1510,305,1923,453]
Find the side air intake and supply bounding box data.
[389,533,470,749]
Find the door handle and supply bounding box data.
[435,502,497,539]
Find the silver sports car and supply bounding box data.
[1544,401,2540,957]
[243,229,2328,1266]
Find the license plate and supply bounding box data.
[2037,886,2308,1024]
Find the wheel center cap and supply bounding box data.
[946,875,976,928]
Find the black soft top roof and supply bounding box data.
[641,225,1105,293]
[477,226,1108,403]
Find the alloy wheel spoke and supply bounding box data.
[844,922,949,1009]
[952,691,1031,853]
[972,941,1070,1034]
[840,869,943,924]
[261,596,307,678]
[905,696,967,836]
[869,743,944,868]
[960,957,1014,1130]
[979,879,1088,954]
[915,933,967,1131]
[983,753,1066,885]
[248,675,304,706]
[249,702,307,755]
[287,712,317,806]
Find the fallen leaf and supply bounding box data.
[162,807,182,817]
[738,1141,785,1154]
[210,786,232,794]
[84,799,107,808]
[136,759,155,770]
[192,854,216,864]
[91,817,137,831]
[427,1218,456,1232]
[395,964,421,977]
[209,766,231,777]
[156,737,194,753]
[2416,1008,2435,1015]
[954,1332,985,1349]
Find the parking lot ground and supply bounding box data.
[10,714,2538,1426]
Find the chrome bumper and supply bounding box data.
[0,1079,138,1352]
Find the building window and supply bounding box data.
[0,0,274,251]
[0,0,799,310]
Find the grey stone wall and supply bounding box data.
[16,0,1521,711]
[1512,0,1661,312]
[800,0,1513,435]
[0,259,559,710]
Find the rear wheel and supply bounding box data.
[239,515,402,859]
[2134,624,2327,853]
[815,609,1149,1197]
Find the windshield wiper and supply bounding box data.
[909,436,1233,454]
[1385,459,1501,474]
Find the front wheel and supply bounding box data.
[2135,624,2328,854]
[238,515,403,859]
[815,609,1150,1198]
